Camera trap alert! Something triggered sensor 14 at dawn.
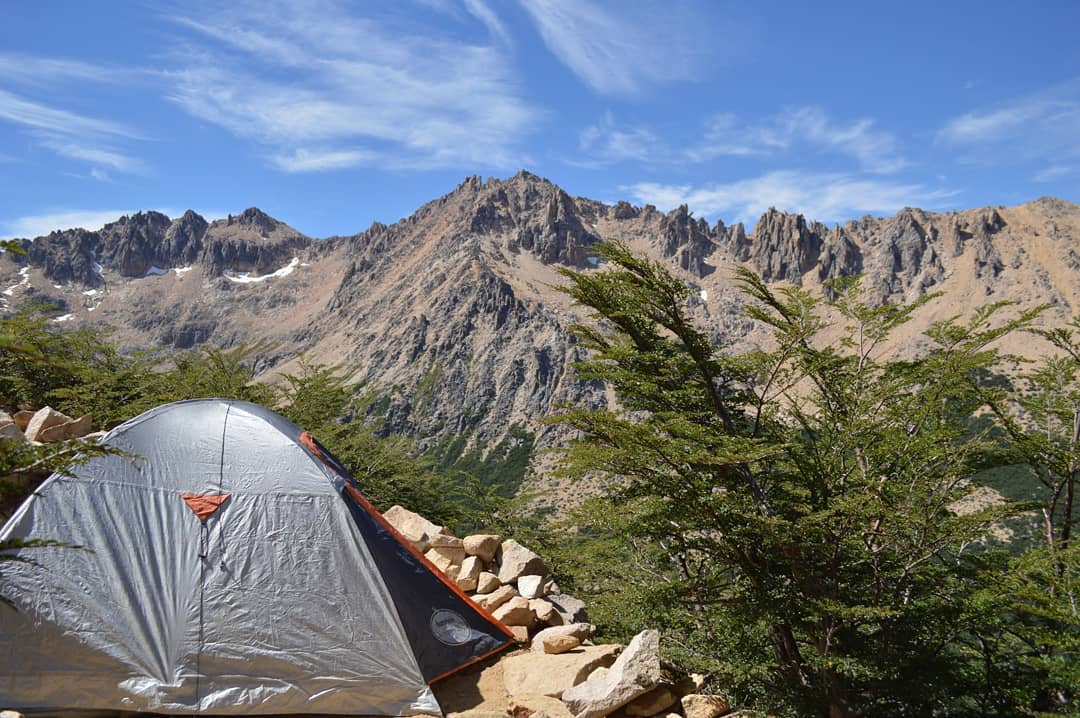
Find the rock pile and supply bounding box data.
[0,406,97,444]
[384,505,586,645]
[384,506,740,718]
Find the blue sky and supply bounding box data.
[1,0,1078,239]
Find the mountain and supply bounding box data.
[3,172,1079,504]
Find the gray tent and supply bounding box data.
[0,399,512,715]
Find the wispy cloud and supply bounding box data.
[625,171,955,225]
[0,209,134,240]
[937,81,1080,163]
[577,112,663,163]
[0,62,147,178]
[269,148,379,173]
[0,52,137,86]
[690,107,906,173]
[520,0,717,96]
[163,0,537,172]
[1,207,227,241]
[38,136,146,173]
[575,106,906,174]
[0,89,140,139]
[1032,165,1073,183]
[464,0,511,43]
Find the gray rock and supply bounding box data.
[498,539,546,584]
[38,414,93,443]
[546,593,588,623]
[24,407,71,443]
[517,574,545,599]
[680,694,732,718]
[502,644,622,698]
[463,533,502,562]
[475,571,501,594]
[492,596,533,627]
[531,623,594,652]
[561,629,661,718]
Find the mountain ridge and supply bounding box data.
[4,173,1079,505]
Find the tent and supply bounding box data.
[0,399,514,715]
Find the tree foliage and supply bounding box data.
[551,241,1071,716]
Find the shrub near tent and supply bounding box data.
[0,399,513,715]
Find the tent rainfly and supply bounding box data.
[0,399,514,715]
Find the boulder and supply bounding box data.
[384,505,449,541]
[518,574,545,599]
[541,634,580,655]
[12,410,34,432]
[476,571,501,594]
[23,407,71,443]
[546,593,588,624]
[624,687,678,717]
[428,544,467,568]
[680,694,731,718]
[562,630,661,718]
[477,585,517,612]
[425,548,458,575]
[398,523,430,553]
[531,623,594,652]
[1,711,26,718]
[430,534,465,549]
[586,667,608,683]
[457,555,482,591]
[464,533,502,562]
[38,414,93,443]
[502,644,622,698]
[529,598,561,625]
[498,539,546,584]
[508,625,530,644]
[493,596,534,627]
[0,420,24,441]
[509,694,575,718]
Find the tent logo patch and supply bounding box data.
[430,609,472,646]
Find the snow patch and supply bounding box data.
[145,265,167,276]
[224,257,300,284]
[52,314,74,323]
[2,266,30,296]
[92,262,103,275]
[83,289,100,296]
[173,266,193,275]
[700,289,708,301]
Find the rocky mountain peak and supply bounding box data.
[748,208,827,282]
[25,228,103,286]
[162,210,209,267]
[227,207,280,237]
[656,204,717,277]
[201,210,311,277]
[98,211,173,277]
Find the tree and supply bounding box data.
[273,359,467,527]
[985,321,1080,714]
[551,241,1043,716]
